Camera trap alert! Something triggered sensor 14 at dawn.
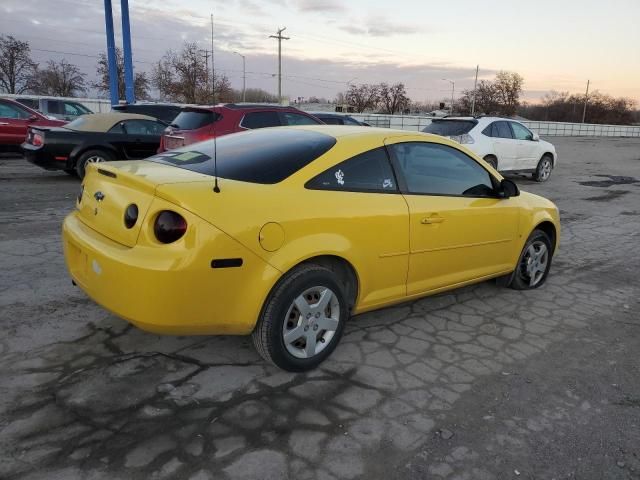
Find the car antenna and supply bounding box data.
[211,12,220,193]
[212,108,220,193]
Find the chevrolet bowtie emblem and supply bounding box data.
[94,191,105,202]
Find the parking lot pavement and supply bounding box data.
[0,137,639,480]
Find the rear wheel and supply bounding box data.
[252,264,348,372]
[533,154,553,182]
[483,155,498,170]
[509,229,553,290]
[75,150,113,179]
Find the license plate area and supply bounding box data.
[165,135,184,150]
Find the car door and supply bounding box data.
[484,121,518,170]
[305,146,409,308]
[121,119,166,158]
[386,137,520,295]
[510,121,540,169]
[0,101,32,146]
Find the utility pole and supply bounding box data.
[233,52,246,102]
[581,79,590,123]
[210,14,215,103]
[471,65,479,116]
[442,78,455,114]
[270,27,289,104]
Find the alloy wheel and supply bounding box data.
[520,240,548,287]
[282,286,340,359]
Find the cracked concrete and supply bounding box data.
[1,137,639,479]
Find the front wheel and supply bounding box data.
[252,264,348,372]
[509,229,553,290]
[533,155,553,182]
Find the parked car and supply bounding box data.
[308,112,370,126]
[14,97,93,121]
[112,102,182,124]
[0,98,66,153]
[422,117,557,182]
[63,125,560,371]
[159,104,324,152]
[22,112,167,178]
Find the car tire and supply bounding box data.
[252,263,348,372]
[508,229,553,290]
[483,155,498,170]
[75,149,114,179]
[533,154,553,182]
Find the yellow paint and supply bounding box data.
[63,127,560,335]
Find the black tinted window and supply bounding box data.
[343,116,361,126]
[319,117,343,125]
[172,110,219,130]
[107,122,125,134]
[494,121,513,139]
[123,120,166,136]
[391,142,495,197]
[281,112,320,126]
[306,148,397,193]
[16,98,39,110]
[150,129,336,184]
[423,120,476,136]
[241,111,281,129]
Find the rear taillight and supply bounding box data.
[32,133,44,146]
[124,204,138,229]
[154,210,187,244]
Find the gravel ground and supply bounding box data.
[1,137,639,480]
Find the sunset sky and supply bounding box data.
[1,0,639,103]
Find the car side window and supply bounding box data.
[0,102,30,119]
[281,112,320,126]
[494,121,513,139]
[390,142,495,197]
[510,122,533,140]
[320,117,343,125]
[241,111,281,129]
[122,119,166,135]
[481,123,495,137]
[343,117,361,126]
[63,102,84,116]
[306,147,397,193]
[108,122,126,134]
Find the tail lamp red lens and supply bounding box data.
[32,133,44,146]
[154,210,187,243]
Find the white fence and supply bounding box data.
[350,113,640,137]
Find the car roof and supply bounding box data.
[308,112,352,117]
[267,124,446,143]
[66,112,157,132]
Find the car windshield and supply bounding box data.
[150,128,336,184]
[63,117,89,130]
[423,120,477,136]
[171,110,221,130]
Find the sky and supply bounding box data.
[1,0,639,104]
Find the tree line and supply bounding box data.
[0,35,276,103]
[1,34,637,124]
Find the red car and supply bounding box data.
[159,104,324,152]
[0,98,66,153]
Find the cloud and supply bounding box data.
[341,17,423,37]
[295,0,346,12]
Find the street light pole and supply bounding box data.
[442,79,455,114]
[270,27,290,104]
[233,52,246,102]
[581,79,590,124]
[471,65,479,116]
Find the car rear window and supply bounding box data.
[171,109,220,130]
[150,129,337,184]
[422,120,477,136]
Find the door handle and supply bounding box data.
[421,215,445,225]
[0,122,9,125]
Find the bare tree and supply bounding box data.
[458,79,505,115]
[33,59,86,97]
[235,88,278,103]
[0,35,37,94]
[379,82,410,114]
[346,83,380,113]
[94,47,150,101]
[152,42,231,104]
[493,71,524,116]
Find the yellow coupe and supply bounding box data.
[63,126,560,371]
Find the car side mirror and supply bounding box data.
[27,115,38,123]
[498,178,519,198]
[531,132,540,141]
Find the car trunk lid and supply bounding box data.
[76,161,211,247]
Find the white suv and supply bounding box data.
[422,117,557,182]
